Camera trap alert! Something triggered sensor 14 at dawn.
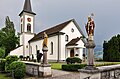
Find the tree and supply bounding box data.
[0,16,19,57]
[103,34,120,61]
[0,47,5,58]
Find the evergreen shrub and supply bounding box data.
[66,57,82,64]
[10,61,26,79]
[62,64,87,71]
[5,55,19,71]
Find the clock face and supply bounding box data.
[27,18,31,22]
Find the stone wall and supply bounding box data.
[22,61,40,76]
[79,64,120,79]
[22,61,52,77]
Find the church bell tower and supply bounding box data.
[19,0,36,56]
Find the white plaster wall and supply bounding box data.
[30,36,58,60]
[76,40,85,48]
[10,46,23,57]
[78,48,83,59]
[24,33,34,56]
[60,21,83,60]
[20,34,23,45]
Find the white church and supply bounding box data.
[10,0,86,61]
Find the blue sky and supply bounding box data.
[0,0,120,45]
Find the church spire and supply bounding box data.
[19,0,36,16]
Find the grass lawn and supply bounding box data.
[0,73,12,79]
[50,61,120,70]
[50,62,65,70]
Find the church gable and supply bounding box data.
[29,19,73,42]
[60,19,85,38]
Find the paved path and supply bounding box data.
[25,69,80,79]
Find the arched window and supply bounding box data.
[50,42,53,55]
[65,35,69,41]
[36,45,38,53]
[21,24,23,33]
[27,23,31,32]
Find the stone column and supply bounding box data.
[39,47,52,77]
[42,47,48,65]
[85,36,97,70]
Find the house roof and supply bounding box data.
[29,19,86,42]
[66,37,81,46]
[19,0,36,16]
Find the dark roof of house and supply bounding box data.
[29,19,73,42]
[66,37,81,46]
[19,0,36,16]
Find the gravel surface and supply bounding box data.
[25,69,80,79]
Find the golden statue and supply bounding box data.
[85,15,95,36]
[42,32,48,47]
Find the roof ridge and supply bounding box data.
[37,19,74,35]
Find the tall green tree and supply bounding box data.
[103,34,120,61]
[0,16,19,57]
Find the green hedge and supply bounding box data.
[62,64,87,71]
[0,59,6,71]
[66,57,82,64]
[95,62,120,67]
[10,61,26,79]
[5,55,19,71]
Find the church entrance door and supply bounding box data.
[70,49,74,57]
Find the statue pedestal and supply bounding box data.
[39,47,52,77]
[39,64,52,77]
[85,39,97,70]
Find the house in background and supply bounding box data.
[10,0,86,61]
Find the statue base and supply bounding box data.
[40,47,52,77]
[39,64,52,77]
[41,47,48,65]
[84,65,98,70]
[85,37,96,70]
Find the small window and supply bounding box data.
[65,35,69,41]
[71,28,74,32]
[50,42,53,55]
[27,23,31,32]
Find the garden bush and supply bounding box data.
[66,57,82,64]
[0,59,6,71]
[62,64,87,71]
[10,61,26,79]
[5,55,19,71]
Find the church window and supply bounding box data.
[27,23,31,32]
[65,35,69,42]
[21,24,23,33]
[50,42,53,55]
[26,45,28,48]
[36,45,38,54]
